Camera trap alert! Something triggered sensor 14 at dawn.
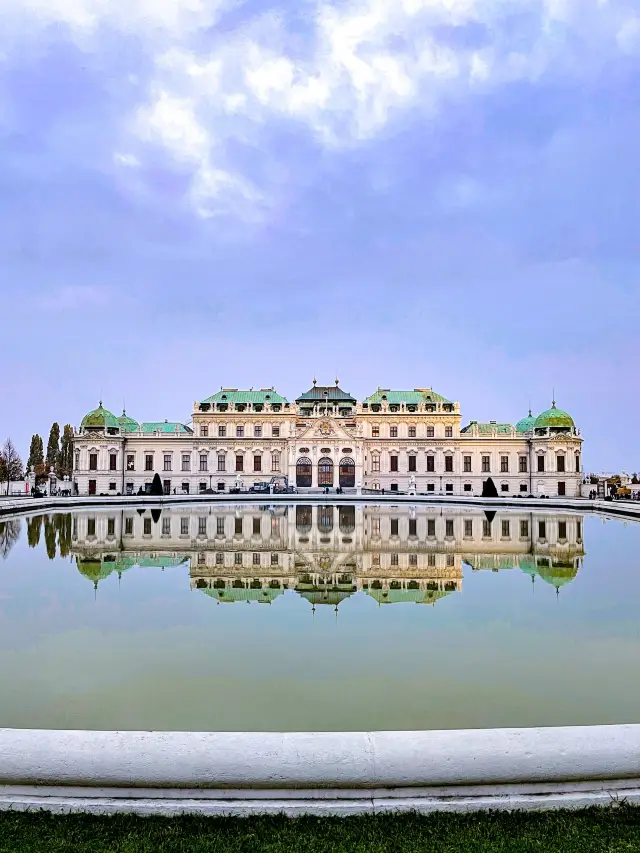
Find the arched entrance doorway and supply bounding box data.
[296,457,312,488]
[339,457,355,488]
[318,457,334,487]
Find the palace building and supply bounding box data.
[72,381,583,497]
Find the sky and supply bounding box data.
[0,0,639,471]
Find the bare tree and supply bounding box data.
[0,519,21,559]
[0,438,24,494]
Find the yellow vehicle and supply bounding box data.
[617,487,631,498]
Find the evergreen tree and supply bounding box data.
[46,423,60,473]
[0,438,24,492]
[27,434,45,477]
[150,473,164,496]
[481,477,499,498]
[58,425,74,478]
[44,516,57,561]
[26,515,43,549]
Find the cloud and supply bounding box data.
[2,0,639,220]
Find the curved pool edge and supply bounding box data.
[1,726,639,816]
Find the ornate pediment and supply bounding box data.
[296,418,355,442]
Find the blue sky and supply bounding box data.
[1,0,639,470]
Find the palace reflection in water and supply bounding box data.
[26,504,586,606]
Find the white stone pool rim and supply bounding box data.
[1,726,640,816]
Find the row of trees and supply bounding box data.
[27,423,74,480]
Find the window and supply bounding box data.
[575,453,581,473]
[426,426,435,438]
[145,454,153,471]
[236,455,244,472]
[162,517,171,536]
[445,426,453,438]
[217,454,226,472]
[181,482,189,494]
[272,425,280,438]
[371,454,380,473]
[538,520,546,539]
[163,479,171,495]
[445,456,453,472]
[107,518,115,537]
[181,518,189,535]
[409,554,417,566]
[254,455,262,472]
[427,483,435,492]
[236,426,244,438]
[253,517,261,535]
[88,480,96,495]
[216,552,224,565]
[464,483,472,492]
[501,520,510,538]
[537,455,545,473]
[409,519,417,536]
[109,482,116,491]
[500,456,509,473]
[217,517,225,536]
[125,517,133,535]
[182,454,190,471]
[218,425,226,437]
[446,554,455,567]
[408,426,416,438]
[558,481,566,496]
[557,454,565,473]
[445,519,454,537]
[481,456,490,473]
[89,453,98,471]
[143,517,152,535]
[426,456,435,472]
[234,552,243,565]
[87,518,96,537]
[201,425,208,437]
[445,483,453,492]
[427,519,436,537]
[372,425,380,437]
[126,454,135,471]
[198,517,207,536]
[519,456,528,473]
[558,521,567,540]
[390,426,398,438]
[74,451,80,470]
[254,425,262,438]
[108,453,116,471]
[577,520,582,540]
[391,553,399,566]
[464,519,473,537]
[253,553,260,566]
[408,455,417,472]
[483,519,491,537]
[271,453,280,472]
[371,516,381,537]
[390,518,399,536]
[463,456,471,473]
[501,484,509,492]
[199,482,206,493]
[428,553,436,567]
[520,520,529,537]
[390,455,398,472]
[390,483,398,492]
[164,454,172,471]
[199,454,208,472]
[235,517,243,535]
[271,553,279,566]
[520,483,528,492]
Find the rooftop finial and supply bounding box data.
[335,377,339,386]
[552,388,556,408]
[312,376,317,386]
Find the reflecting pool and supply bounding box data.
[0,503,638,731]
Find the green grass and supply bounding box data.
[1,805,640,853]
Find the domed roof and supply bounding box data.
[81,402,119,430]
[534,401,575,430]
[118,409,139,432]
[516,409,536,433]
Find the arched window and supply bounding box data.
[296,457,312,487]
[339,457,355,488]
[318,457,334,487]
[339,506,355,534]
[296,505,312,534]
[318,505,334,533]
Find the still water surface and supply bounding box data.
[0,503,638,731]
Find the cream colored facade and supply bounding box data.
[68,504,585,603]
[73,383,583,497]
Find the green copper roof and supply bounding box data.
[140,422,193,434]
[118,410,139,432]
[296,384,356,403]
[81,402,120,430]
[536,561,578,589]
[534,403,575,430]
[202,389,288,404]
[366,588,453,605]
[516,410,536,433]
[364,388,451,404]
[460,422,514,435]
[201,587,284,603]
